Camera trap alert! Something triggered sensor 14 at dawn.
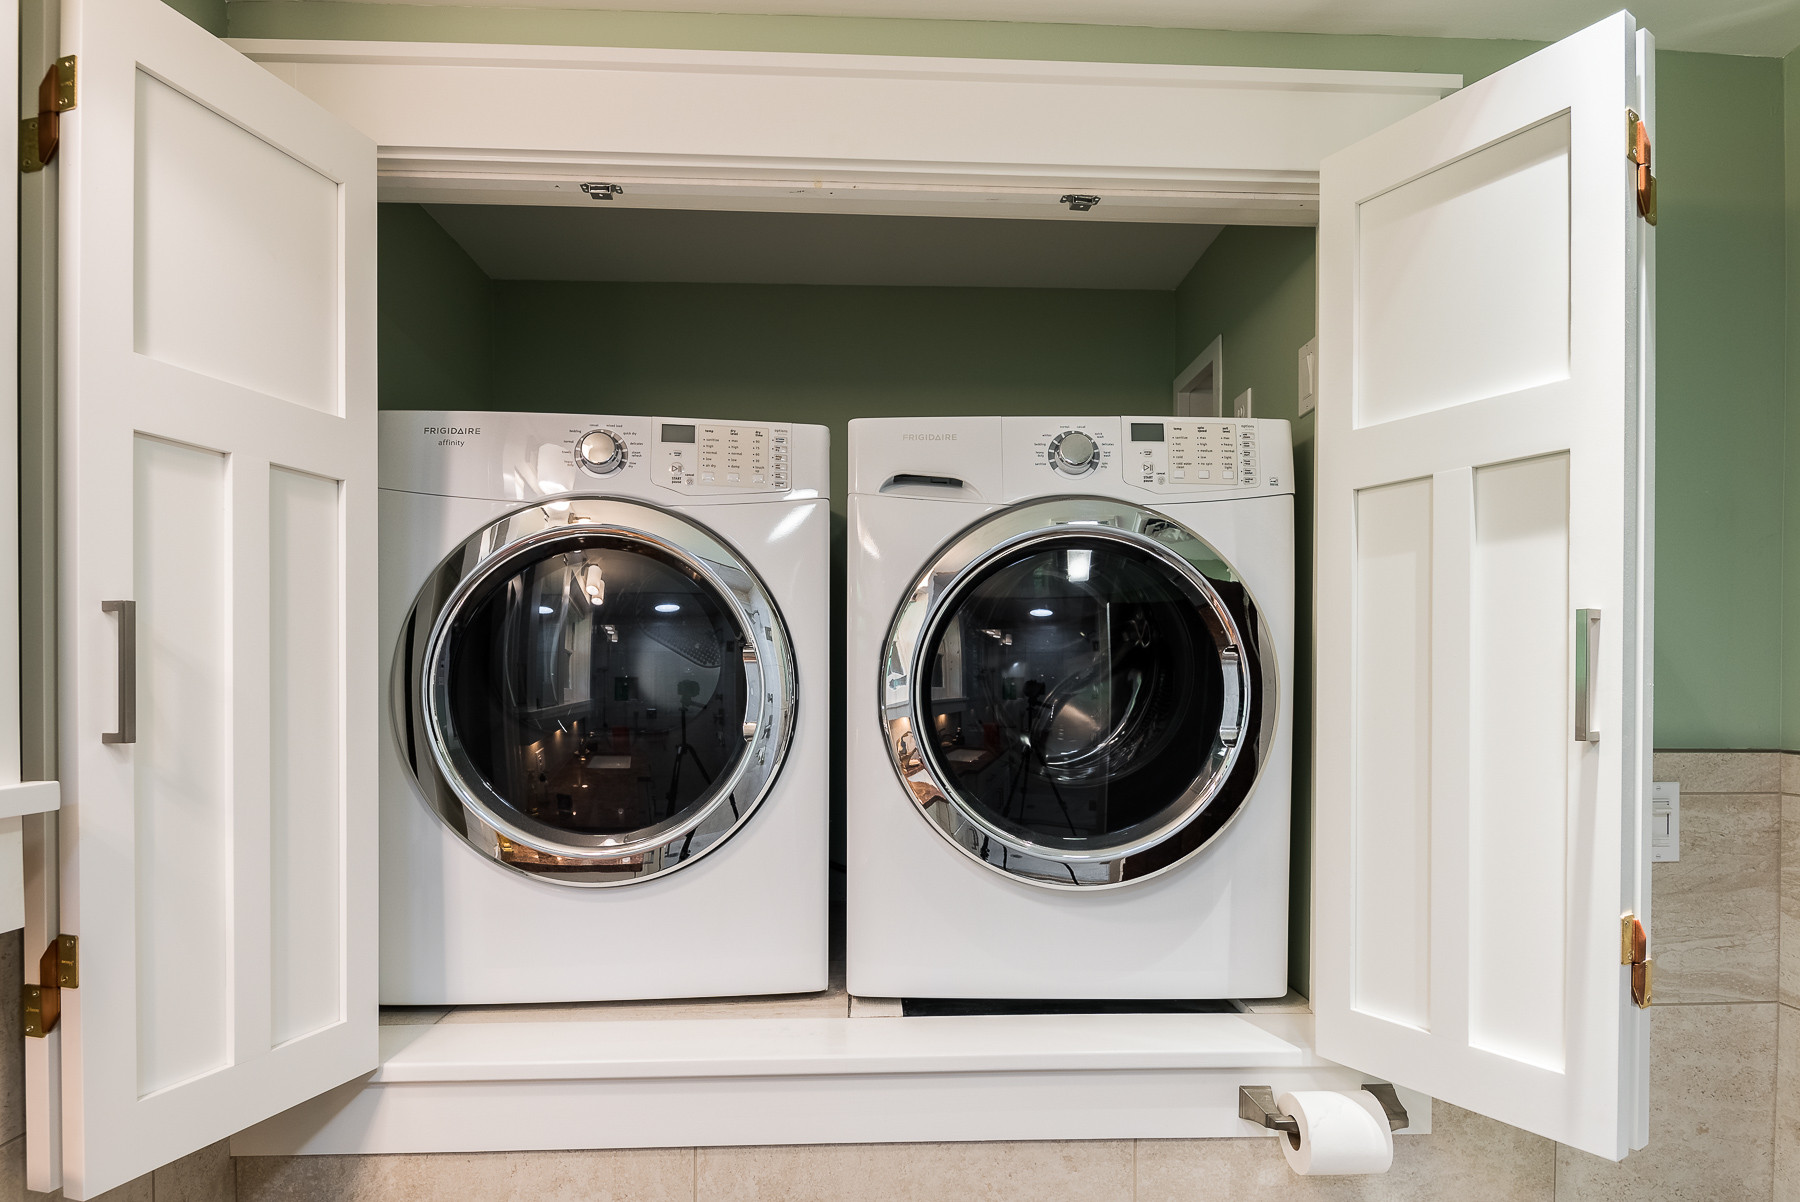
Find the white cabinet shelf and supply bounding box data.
[231,1008,1430,1155]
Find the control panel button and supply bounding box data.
[576,429,625,475]
[1049,430,1099,475]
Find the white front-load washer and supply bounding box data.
[381,411,829,1004]
[847,415,1292,999]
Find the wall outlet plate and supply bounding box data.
[1651,781,1679,862]
[1297,338,1318,416]
[1232,388,1253,419]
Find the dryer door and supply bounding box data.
[399,498,796,885]
[883,497,1277,888]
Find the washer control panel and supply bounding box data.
[1029,423,1115,478]
[657,420,793,493]
[1124,420,1265,490]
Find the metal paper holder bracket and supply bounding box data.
[1238,1083,1409,1146]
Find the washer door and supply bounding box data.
[882,497,1277,889]
[397,498,795,886]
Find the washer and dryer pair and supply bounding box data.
[381,410,1292,1005]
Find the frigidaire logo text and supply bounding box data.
[423,426,481,435]
[901,432,958,441]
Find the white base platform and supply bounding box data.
[231,1005,1431,1155]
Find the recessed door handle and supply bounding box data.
[1218,647,1245,747]
[1574,608,1600,743]
[740,643,763,742]
[101,600,135,745]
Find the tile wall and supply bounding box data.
[3,750,1791,1201]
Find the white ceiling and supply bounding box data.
[333,0,1800,56]
[427,205,1225,290]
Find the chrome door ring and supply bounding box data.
[396,496,798,887]
[881,496,1278,890]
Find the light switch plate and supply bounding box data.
[1297,338,1317,416]
[1651,781,1679,862]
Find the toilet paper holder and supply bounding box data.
[1238,1084,1410,1138]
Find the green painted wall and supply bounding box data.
[1655,54,1787,749]
[1785,48,1800,752]
[378,204,495,411]
[227,3,1538,81]
[164,0,225,36]
[487,280,1174,427]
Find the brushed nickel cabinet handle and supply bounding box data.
[101,600,135,745]
[1574,608,1600,743]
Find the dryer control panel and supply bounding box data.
[380,411,828,502]
[1123,419,1268,491]
[656,420,793,493]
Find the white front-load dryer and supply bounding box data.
[846,415,1292,999]
[381,411,829,1004]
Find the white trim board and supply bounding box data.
[1174,335,1223,416]
[228,39,1461,223]
[231,1011,1431,1154]
[0,780,58,821]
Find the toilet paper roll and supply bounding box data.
[1274,1089,1396,1175]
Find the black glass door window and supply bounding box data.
[916,536,1226,851]
[437,535,749,847]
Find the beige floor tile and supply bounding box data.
[1782,752,1800,796]
[1785,799,1800,1008]
[235,1148,693,1202]
[1134,1102,1552,1201]
[695,1140,1134,1202]
[1555,1002,1776,1201]
[1650,793,1779,1004]
[1777,1005,1800,1202]
[154,1139,235,1202]
[1653,751,1781,795]
[0,1133,154,1202]
[440,986,848,1024]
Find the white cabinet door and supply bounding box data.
[42,0,378,1194]
[1313,11,1653,1161]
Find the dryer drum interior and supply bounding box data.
[398,499,797,887]
[883,498,1277,890]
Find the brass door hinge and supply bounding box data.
[20,55,76,174]
[22,934,78,1038]
[1621,913,1652,1008]
[1627,108,1656,226]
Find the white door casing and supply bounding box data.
[47,0,377,1194]
[1313,11,1652,1161]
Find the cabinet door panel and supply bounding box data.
[1314,12,1653,1161]
[40,0,378,1194]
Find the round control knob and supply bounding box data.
[1049,430,1098,475]
[576,429,625,475]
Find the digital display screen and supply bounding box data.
[662,424,697,443]
[1130,423,1165,442]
